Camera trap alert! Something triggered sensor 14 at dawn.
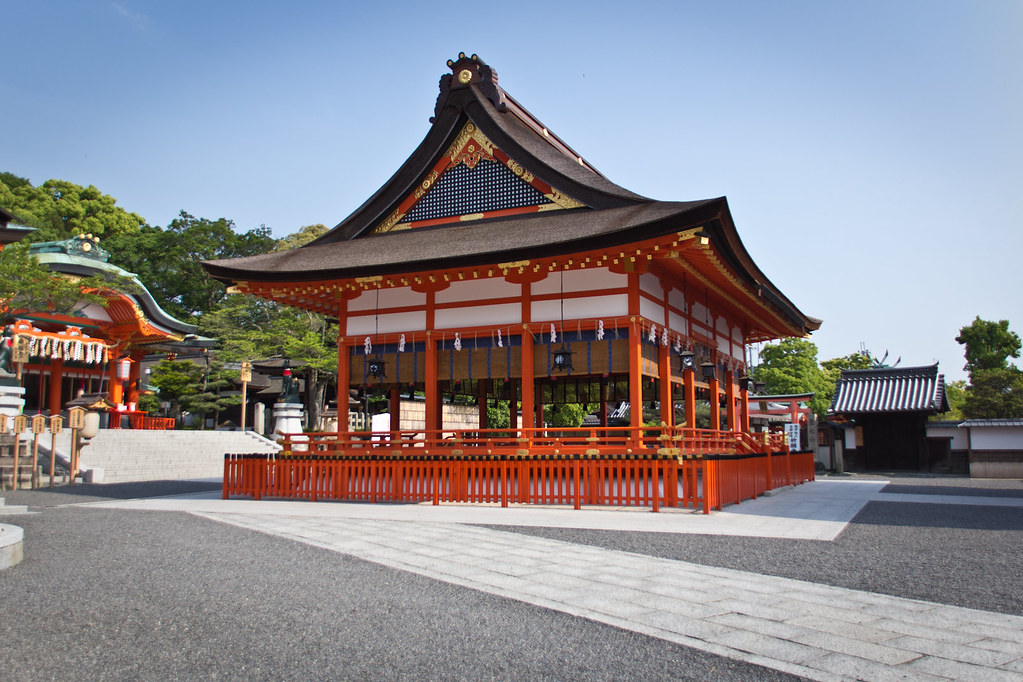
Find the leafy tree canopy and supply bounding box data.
[274,223,328,251]
[104,211,276,319]
[753,338,833,416]
[955,316,1021,375]
[0,242,120,324]
[961,367,1023,419]
[0,173,146,241]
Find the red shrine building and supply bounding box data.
[206,55,820,509]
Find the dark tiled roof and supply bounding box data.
[960,419,1023,428]
[829,365,949,414]
[204,200,719,282]
[201,54,820,337]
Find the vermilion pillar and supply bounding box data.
[683,367,696,430]
[725,373,737,432]
[425,333,439,436]
[520,335,534,431]
[659,345,673,427]
[708,373,721,431]
[389,387,400,433]
[740,384,750,432]
[337,339,350,434]
[48,359,64,415]
[109,360,123,406]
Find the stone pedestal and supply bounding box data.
[0,383,26,420]
[272,402,307,451]
[252,402,265,435]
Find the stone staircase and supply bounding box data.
[77,430,282,483]
[34,429,282,484]
[0,497,29,515]
[0,434,38,490]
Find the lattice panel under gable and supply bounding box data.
[371,122,584,234]
[399,159,552,224]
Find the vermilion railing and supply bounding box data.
[224,425,815,512]
[107,412,176,430]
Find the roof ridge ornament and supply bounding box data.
[434,53,506,121]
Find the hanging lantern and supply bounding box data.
[678,350,695,372]
[738,375,754,392]
[701,362,717,381]
[552,346,574,372]
[116,357,132,380]
[367,357,387,379]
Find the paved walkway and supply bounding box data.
[89,480,1023,681]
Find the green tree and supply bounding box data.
[274,223,329,251]
[932,379,967,421]
[0,241,116,324]
[962,368,1023,419]
[955,317,1021,375]
[104,211,276,319]
[148,359,204,425]
[956,317,1023,419]
[180,362,241,429]
[752,338,832,416]
[0,173,146,241]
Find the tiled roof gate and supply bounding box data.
[829,365,948,414]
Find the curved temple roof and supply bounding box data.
[204,54,820,340]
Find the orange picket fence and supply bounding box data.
[223,426,815,513]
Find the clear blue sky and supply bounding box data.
[4,1,1022,381]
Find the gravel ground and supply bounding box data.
[496,475,1023,616]
[1,500,798,681]
[2,474,1019,680]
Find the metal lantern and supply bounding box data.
[700,362,717,381]
[552,346,574,372]
[678,350,695,372]
[367,357,387,379]
[738,375,754,392]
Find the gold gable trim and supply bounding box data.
[370,122,584,234]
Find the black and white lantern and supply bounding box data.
[678,350,695,372]
[367,357,387,379]
[552,346,574,372]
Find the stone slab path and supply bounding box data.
[89,480,1023,680]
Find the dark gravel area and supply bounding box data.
[494,478,1023,617]
[1,505,799,681]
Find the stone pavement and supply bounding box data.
[89,480,1023,681]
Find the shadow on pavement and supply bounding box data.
[1,479,222,508]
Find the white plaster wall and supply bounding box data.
[532,267,626,295]
[639,297,663,324]
[970,427,1023,450]
[532,294,628,323]
[669,312,686,334]
[348,286,426,312]
[926,425,968,449]
[436,278,519,303]
[639,272,662,297]
[347,311,427,335]
[691,302,709,326]
[668,288,686,313]
[436,303,520,329]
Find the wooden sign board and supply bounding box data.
[32,414,46,434]
[12,335,31,364]
[240,361,252,383]
[0,414,7,432]
[68,407,86,430]
[50,415,63,434]
[13,414,27,433]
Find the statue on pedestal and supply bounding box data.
[278,367,301,404]
[0,326,17,386]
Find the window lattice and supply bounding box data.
[400,160,551,224]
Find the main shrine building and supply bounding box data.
[205,54,820,439]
